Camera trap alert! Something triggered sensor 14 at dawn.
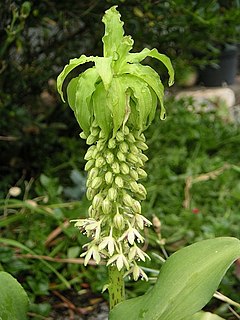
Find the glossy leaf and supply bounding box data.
[122,64,166,120]
[57,55,94,102]
[102,6,124,58]
[113,35,134,72]
[0,272,29,320]
[127,48,174,86]
[120,74,153,130]
[107,77,127,134]
[75,68,99,135]
[66,76,79,111]
[110,237,240,320]
[92,82,112,136]
[94,57,113,90]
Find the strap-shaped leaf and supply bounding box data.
[122,63,166,120]
[92,82,112,136]
[0,272,29,320]
[57,55,94,102]
[102,6,124,58]
[94,57,113,90]
[74,68,99,135]
[109,237,240,320]
[106,77,127,135]
[127,48,174,86]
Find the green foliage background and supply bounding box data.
[0,1,239,319]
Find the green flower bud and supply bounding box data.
[80,132,87,139]
[102,198,112,214]
[91,127,100,136]
[119,142,129,153]
[95,156,105,168]
[86,187,97,200]
[120,162,130,175]
[99,130,107,139]
[135,141,148,151]
[86,134,97,145]
[91,176,103,189]
[132,200,141,213]
[112,162,120,174]
[123,193,134,207]
[92,194,103,209]
[130,145,139,155]
[116,131,124,142]
[138,133,146,142]
[117,151,126,162]
[108,187,118,201]
[105,171,114,184]
[140,154,148,162]
[88,205,98,218]
[115,176,124,188]
[130,169,138,180]
[130,181,139,193]
[96,140,105,151]
[123,125,129,135]
[137,168,147,179]
[137,183,147,197]
[113,213,125,229]
[126,133,136,143]
[105,150,114,164]
[84,146,95,160]
[88,168,99,180]
[127,153,139,164]
[85,159,95,171]
[108,138,116,149]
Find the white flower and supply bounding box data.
[133,214,152,230]
[124,263,148,281]
[119,222,144,245]
[106,252,129,271]
[98,228,116,256]
[128,244,150,262]
[82,218,102,239]
[81,244,101,265]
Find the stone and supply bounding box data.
[176,87,236,110]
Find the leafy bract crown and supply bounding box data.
[57,6,174,137]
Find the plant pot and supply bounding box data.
[199,45,239,87]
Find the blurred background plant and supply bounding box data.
[0,1,239,319]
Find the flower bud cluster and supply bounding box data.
[74,123,151,280]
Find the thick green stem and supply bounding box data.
[108,266,125,310]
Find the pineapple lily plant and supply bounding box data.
[57,6,240,320]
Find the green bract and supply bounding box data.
[57,5,174,137]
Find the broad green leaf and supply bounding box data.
[102,6,124,58]
[0,272,29,320]
[110,237,240,320]
[120,74,153,131]
[107,77,127,134]
[94,57,113,90]
[75,68,99,135]
[147,88,158,127]
[127,48,174,86]
[186,312,225,320]
[92,82,112,136]
[66,76,79,111]
[113,35,134,72]
[57,54,94,102]
[122,63,166,120]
